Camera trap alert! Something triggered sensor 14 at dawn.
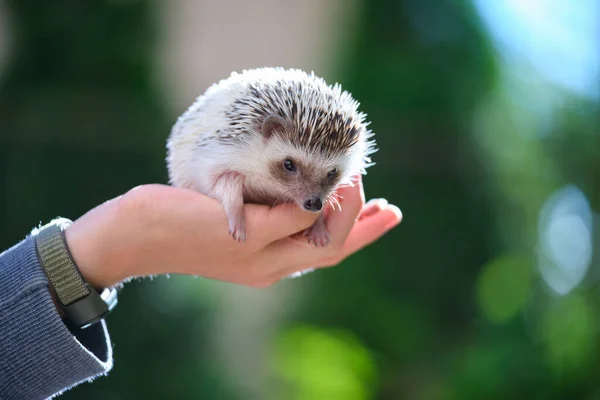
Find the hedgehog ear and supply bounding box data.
[261,115,288,139]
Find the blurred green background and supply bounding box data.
[1,0,599,399]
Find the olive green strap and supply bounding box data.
[34,219,90,306]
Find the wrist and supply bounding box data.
[34,217,120,328]
[63,196,136,289]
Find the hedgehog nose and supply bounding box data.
[304,197,323,212]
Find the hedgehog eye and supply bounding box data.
[327,168,338,180]
[283,159,296,172]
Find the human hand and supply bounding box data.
[63,177,402,289]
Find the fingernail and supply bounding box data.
[366,198,388,208]
[387,204,401,219]
[384,205,402,230]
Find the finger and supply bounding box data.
[252,176,366,272]
[323,204,402,266]
[358,198,389,221]
[268,204,402,281]
[244,202,319,246]
[326,175,365,247]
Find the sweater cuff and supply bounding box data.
[0,235,113,399]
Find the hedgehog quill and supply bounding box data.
[166,68,376,247]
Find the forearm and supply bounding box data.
[0,235,113,399]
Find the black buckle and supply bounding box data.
[60,284,118,329]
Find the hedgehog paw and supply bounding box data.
[304,223,330,247]
[229,220,246,243]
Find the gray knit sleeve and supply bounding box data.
[0,235,114,399]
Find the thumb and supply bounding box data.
[244,202,319,245]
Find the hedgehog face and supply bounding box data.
[264,136,349,212]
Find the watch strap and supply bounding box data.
[33,218,117,329]
[35,219,90,305]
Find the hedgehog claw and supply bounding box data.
[304,218,330,247]
[229,220,246,242]
[308,230,330,247]
[230,229,246,242]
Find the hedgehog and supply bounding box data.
[166,67,376,247]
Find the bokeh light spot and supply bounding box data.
[537,185,593,296]
[476,255,532,323]
[270,325,376,400]
[542,294,596,374]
